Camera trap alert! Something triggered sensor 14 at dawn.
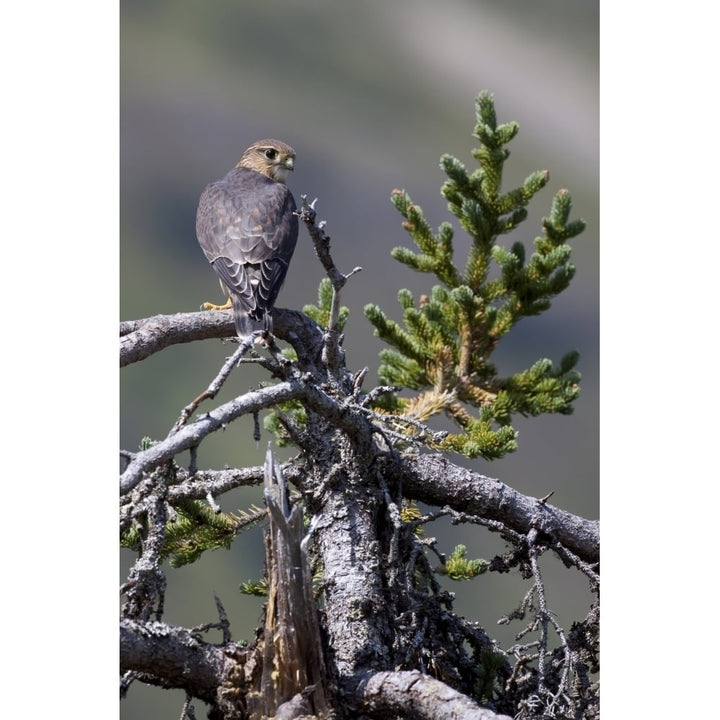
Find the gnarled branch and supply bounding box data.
[355,670,513,719]
[403,454,599,566]
[120,618,247,720]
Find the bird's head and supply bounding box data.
[238,139,296,183]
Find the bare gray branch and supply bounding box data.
[356,670,514,719]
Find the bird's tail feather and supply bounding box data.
[233,306,272,340]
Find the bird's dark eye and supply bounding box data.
[264,148,278,160]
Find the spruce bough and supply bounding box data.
[364,91,585,460]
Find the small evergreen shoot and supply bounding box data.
[365,91,585,460]
[303,277,349,333]
[443,544,489,581]
[121,499,266,568]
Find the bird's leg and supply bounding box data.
[201,297,233,311]
[202,281,233,311]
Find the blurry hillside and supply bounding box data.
[120,2,598,717]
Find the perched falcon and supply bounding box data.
[196,139,299,339]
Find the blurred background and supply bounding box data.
[120,1,598,717]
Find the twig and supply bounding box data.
[179,694,197,720]
[297,195,355,291]
[526,528,573,713]
[526,530,549,688]
[297,195,362,373]
[360,384,402,406]
[169,341,253,435]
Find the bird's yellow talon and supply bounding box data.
[201,298,233,311]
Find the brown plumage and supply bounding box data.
[196,139,299,339]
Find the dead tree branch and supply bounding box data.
[401,454,599,566]
[355,670,514,720]
[120,618,248,720]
